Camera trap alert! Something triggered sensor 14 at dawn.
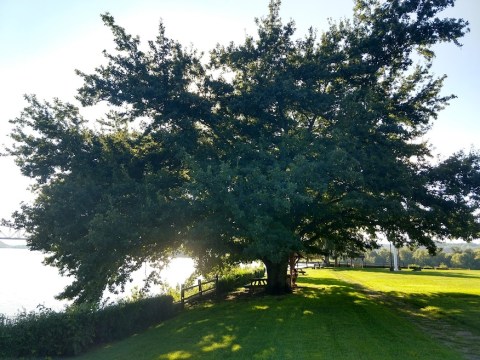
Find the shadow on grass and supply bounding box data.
[373,290,480,360]
[318,269,480,330]
[77,274,465,360]
[383,290,480,332]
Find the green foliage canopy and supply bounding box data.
[6,0,480,302]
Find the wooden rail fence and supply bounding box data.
[180,275,218,309]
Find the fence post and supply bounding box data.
[180,284,185,309]
[215,274,219,297]
[198,279,203,297]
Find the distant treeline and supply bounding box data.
[364,244,480,269]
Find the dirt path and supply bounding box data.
[332,272,480,360]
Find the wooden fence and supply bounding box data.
[180,275,218,309]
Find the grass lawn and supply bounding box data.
[74,268,480,360]
[333,268,480,332]
[331,268,480,359]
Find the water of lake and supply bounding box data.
[0,247,195,317]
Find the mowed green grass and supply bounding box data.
[333,268,480,333]
[74,269,478,360]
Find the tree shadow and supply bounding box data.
[312,269,480,328]
[379,290,480,359]
[77,274,469,359]
[384,290,480,330]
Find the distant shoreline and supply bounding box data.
[0,240,27,249]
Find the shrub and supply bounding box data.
[0,305,95,357]
[422,265,434,269]
[0,295,177,358]
[216,266,265,294]
[0,266,263,358]
[94,295,178,344]
[408,264,421,271]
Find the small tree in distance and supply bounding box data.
[6,0,480,302]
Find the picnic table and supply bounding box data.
[295,268,307,275]
[244,277,267,292]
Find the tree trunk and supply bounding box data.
[324,255,330,266]
[263,258,291,295]
[288,253,296,288]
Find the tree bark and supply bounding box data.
[324,254,330,266]
[288,254,295,288]
[263,258,291,295]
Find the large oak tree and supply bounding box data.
[6,0,480,302]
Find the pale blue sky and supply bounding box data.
[0,0,479,222]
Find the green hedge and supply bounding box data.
[0,295,178,358]
[408,264,422,271]
[0,267,264,358]
[216,267,265,294]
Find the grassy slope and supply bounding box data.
[75,269,471,360]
